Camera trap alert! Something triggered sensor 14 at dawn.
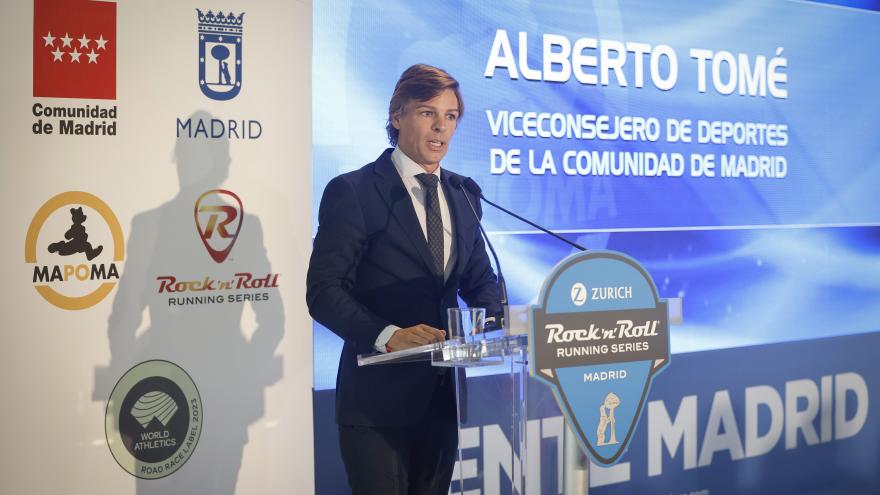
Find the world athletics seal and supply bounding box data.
[105,360,203,479]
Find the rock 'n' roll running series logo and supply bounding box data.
[195,189,243,263]
[530,250,671,465]
[25,191,124,310]
[32,0,118,136]
[156,190,280,307]
[105,360,203,479]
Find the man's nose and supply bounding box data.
[432,116,446,132]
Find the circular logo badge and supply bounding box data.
[571,282,588,306]
[105,360,202,479]
[24,191,125,310]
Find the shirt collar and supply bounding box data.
[392,146,442,181]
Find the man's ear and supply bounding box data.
[391,102,408,130]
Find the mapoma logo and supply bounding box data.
[25,191,124,310]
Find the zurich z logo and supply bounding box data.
[197,9,244,100]
[530,250,671,465]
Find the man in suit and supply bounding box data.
[306,64,502,494]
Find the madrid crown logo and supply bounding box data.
[197,9,244,100]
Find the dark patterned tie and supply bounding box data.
[415,173,444,275]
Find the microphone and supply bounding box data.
[460,177,587,252]
[449,176,508,319]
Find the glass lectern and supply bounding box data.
[357,298,682,495]
[357,312,532,494]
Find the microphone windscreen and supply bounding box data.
[463,177,483,195]
[448,175,464,189]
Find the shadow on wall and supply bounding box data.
[93,110,285,493]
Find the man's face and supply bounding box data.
[392,89,460,171]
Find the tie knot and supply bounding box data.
[415,173,439,189]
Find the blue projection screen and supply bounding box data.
[312,1,880,493]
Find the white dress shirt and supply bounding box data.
[374,147,457,352]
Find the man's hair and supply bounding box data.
[386,64,464,146]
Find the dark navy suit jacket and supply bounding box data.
[306,149,502,427]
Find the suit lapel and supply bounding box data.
[373,150,442,285]
[441,171,470,287]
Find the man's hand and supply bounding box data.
[386,324,446,352]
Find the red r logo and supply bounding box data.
[194,189,243,263]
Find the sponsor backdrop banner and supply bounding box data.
[2,1,313,494]
[312,0,880,493]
